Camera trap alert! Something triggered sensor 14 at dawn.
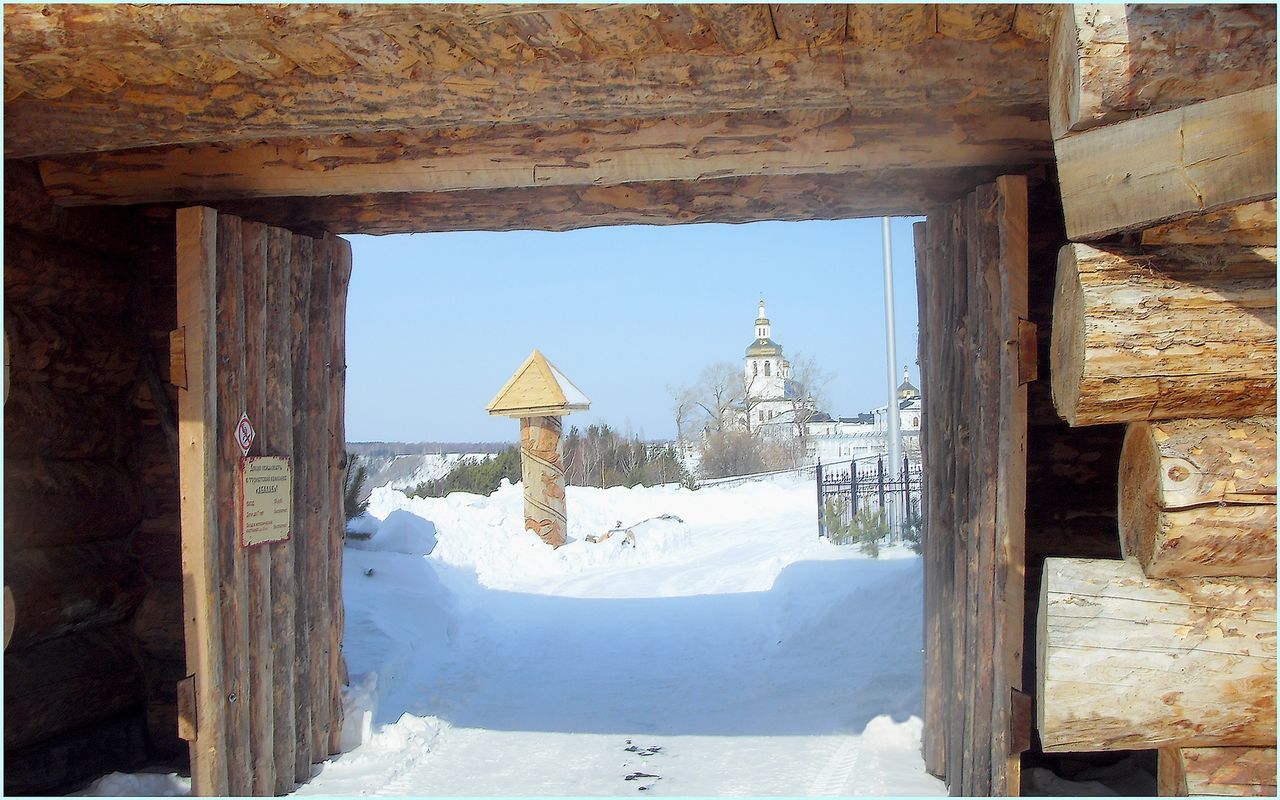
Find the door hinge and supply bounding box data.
[169,327,187,389]
[1017,319,1038,386]
[177,674,197,741]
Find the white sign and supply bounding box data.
[236,412,255,457]
[240,456,292,546]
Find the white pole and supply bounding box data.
[881,217,903,539]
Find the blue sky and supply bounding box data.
[344,216,922,443]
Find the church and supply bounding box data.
[739,299,813,430]
[735,299,921,464]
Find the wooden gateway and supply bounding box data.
[2,4,1275,797]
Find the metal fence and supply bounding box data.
[816,455,922,543]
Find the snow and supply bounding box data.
[76,475,943,797]
[302,475,942,796]
[73,772,191,796]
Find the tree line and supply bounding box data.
[404,423,692,498]
[669,355,832,479]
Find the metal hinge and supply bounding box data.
[1017,319,1038,386]
[169,327,187,389]
[177,675,197,741]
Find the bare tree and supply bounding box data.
[685,361,746,434]
[782,353,833,465]
[668,383,698,444]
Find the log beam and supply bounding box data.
[4,458,143,550]
[1037,557,1276,752]
[1055,86,1277,240]
[213,167,1034,237]
[1119,417,1277,579]
[3,10,1051,158]
[1159,747,1278,797]
[5,542,148,650]
[38,107,1052,206]
[1050,4,1277,139]
[1050,243,1276,426]
[1142,200,1278,248]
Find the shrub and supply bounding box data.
[343,454,370,521]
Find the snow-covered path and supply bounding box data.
[296,479,945,796]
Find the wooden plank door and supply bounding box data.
[916,175,1029,796]
[175,207,351,796]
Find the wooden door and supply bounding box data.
[915,176,1030,796]
[175,207,351,796]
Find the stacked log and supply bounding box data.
[2,162,159,794]
[1042,9,1278,794]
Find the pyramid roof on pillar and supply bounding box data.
[487,349,591,418]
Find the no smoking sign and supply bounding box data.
[236,412,256,457]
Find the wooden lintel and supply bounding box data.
[210,166,1036,236]
[38,107,1052,206]
[3,17,1050,158]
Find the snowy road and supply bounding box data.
[296,478,945,796]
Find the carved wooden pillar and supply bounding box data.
[487,350,590,548]
[520,415,567,547]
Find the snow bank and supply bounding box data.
[73,772,190,796]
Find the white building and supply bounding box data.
[738,299,814,433]
[728,299,921,464]
[805,368,921,464]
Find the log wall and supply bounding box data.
[1038,10,1278,794]
[3,160,182,793]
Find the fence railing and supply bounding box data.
[816,455,922,543]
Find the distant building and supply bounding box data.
[727,299,920,464]
[805,367,921,464]
[737,299,815,432]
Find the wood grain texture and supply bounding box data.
[1050,243,1277,426]
[1142,200,1278,247]
[1055,86,1278,240]
[4,5,1052,157]
[37,106,1052,206]
[240,218,276,795]
[304,234,334,759]
[327,236,352,756]
[1159,746,1278,797]
[520,415,568,548]
[214,211,252,795]
[993,174,1029,796]
[289,233,316,782]
[1037,557,1276,752]
[1119,417,1277,579]
[265,224,299,794]
[175,206,228,796]
[211,167,1033,236]
[1050,4,1277,138]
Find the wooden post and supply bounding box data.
[519,415,567,548]
[175,206,229,796]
